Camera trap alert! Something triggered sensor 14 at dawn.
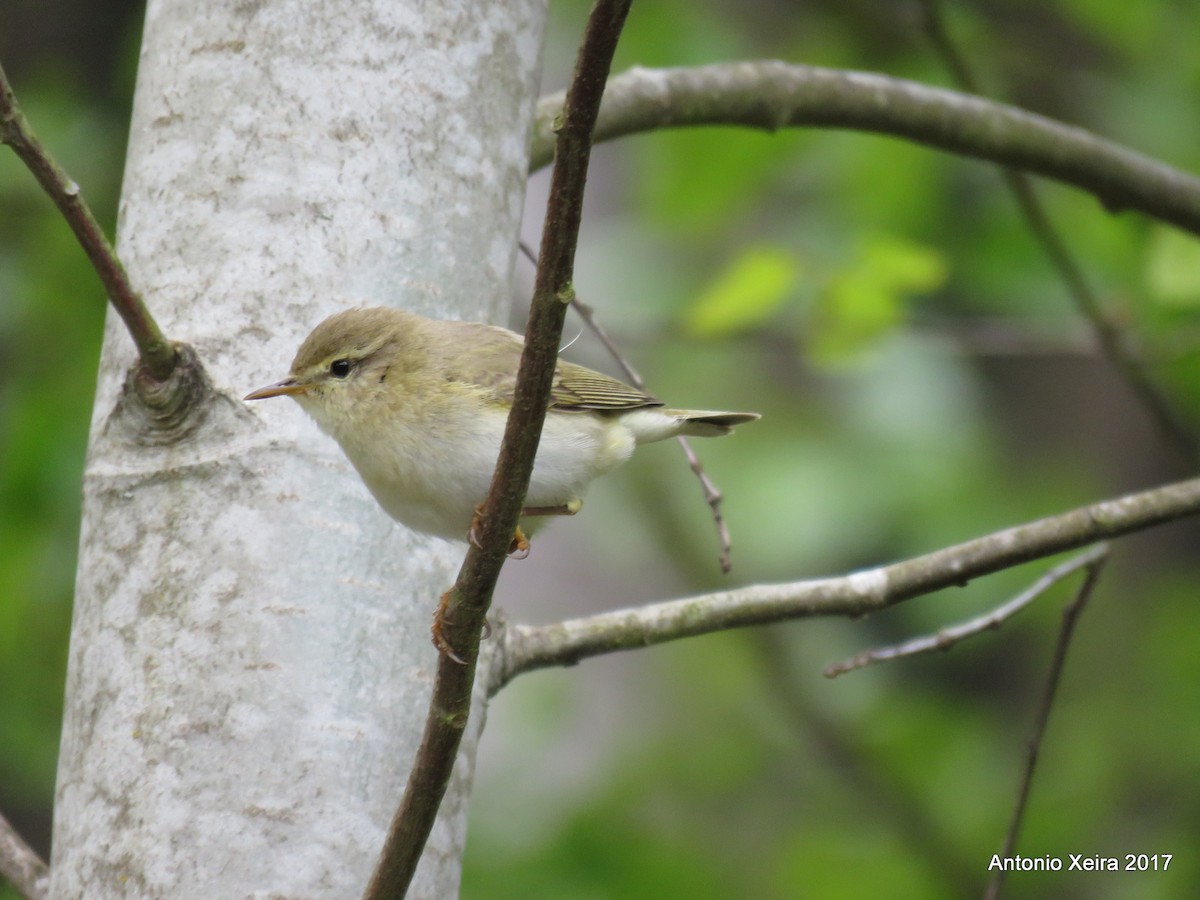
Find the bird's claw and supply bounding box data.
[468,504,530,559]
[432,590,467,665]
[468,503,486,550]
[431,593,495,664]
[508,527,530,559]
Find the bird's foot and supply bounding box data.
[431,590,467,665]
[468,504,486,550]
[468,504,532,559]
[431,593,493,664]
[508,526,530,559]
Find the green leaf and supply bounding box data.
[1145,226,1200,308]
[684,246,799,337]
[859,233,948,292]
[810,235,947,364]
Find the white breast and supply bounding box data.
[334,406,636,541]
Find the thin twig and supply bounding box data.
[487,475,1200,694]
[361,3,632,897]
[0,59,175,381]
[673,436,735,573]
[983,550,1107,900]
[530,63,1200,238]
[917,0,1197,464]
[519,241,738,572]
[519,241,648,388]
[0,810,49,900]
[824,543,1110,677]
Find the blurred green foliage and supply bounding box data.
[0,0,141,885]
[472,2,1200,899]
[4,1,1200,898]
[684,247,800,338]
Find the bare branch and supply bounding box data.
[673,434,736,573]
[362,3,632,897]
[0,810,49,900]
[824,544,1110,678]
[488,477,1200,694]
[984,550,1107,900]
[917,0,1197,464]
[531,62,1200,238]
[0,59,176,382]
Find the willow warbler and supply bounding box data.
[245,306,760,549]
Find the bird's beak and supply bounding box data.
[244,378,309,401]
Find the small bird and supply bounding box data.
[245,306,759,653]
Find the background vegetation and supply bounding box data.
[3,1,1198,897]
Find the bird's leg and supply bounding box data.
[521,497,584,518]
[442,497,582,658]
[505,498,581,558]
[467,499,581,559]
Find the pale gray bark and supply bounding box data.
[50,1,545,897]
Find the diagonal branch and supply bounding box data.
[488,476,1200,694]
[0,59,176,382]
[0,810,48,900]
[361,2,632,897]
[531,62,1200,238]
[984,550,1106,900]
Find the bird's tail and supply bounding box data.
[619,408,761,443]
[671,410,762,438]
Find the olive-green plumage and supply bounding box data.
[246,306,759,540]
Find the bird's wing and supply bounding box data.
[549,361,662,412]
[442,323,661,413]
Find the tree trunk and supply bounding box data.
[49,1,545,896]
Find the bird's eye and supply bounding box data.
[329,359,352,378]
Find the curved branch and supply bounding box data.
[824,543,1109,677]
[531,62,1200,237]
[0,810,48,900]
[0,60,176,381]
[916,3,1198,463]
[488,476,1200,694]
